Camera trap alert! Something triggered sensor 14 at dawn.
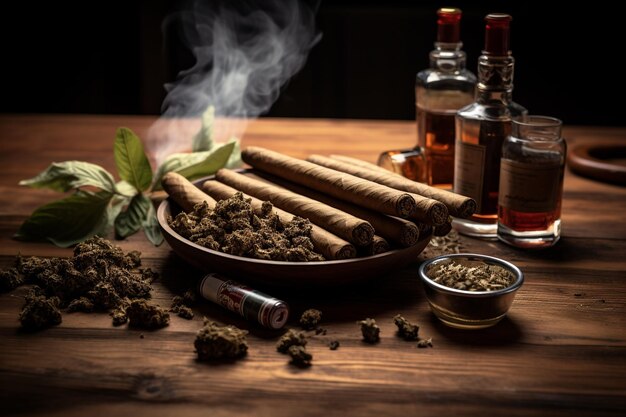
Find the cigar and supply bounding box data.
[360,235,391,256]
[241,146,417,219]
[161,172,217,212]
[249,171,421,248]
[308,154,476,219]
[329,154,393,174]
[201,180,357,260]
[215,169,375,246]
[433,217,453,237]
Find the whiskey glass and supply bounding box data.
[497,116,566,248]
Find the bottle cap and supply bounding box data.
[484,13,512,56]
[437,8,462,43]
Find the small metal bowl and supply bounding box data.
[418,253,524,329]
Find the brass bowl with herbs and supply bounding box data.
[418,253,524,329]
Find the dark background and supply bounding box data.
[1,0,622,125]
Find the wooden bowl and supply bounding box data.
[157,179,432,288]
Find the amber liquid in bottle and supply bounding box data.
[379,8,475,186]
[417,108,457,189]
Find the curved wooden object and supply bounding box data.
[567,143,626,185]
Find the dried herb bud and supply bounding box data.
[140,268,159,283]
[170,296,184,308]
[19,294,62,330]
[123,251,142,269]
[358,318,380,344]
[417,337,433,348]
[195,319,248,361]
[393,314,419,341]
[299,309,322,330]
[182,289,197,306]
[111,308,128,326]
[329,340,340,350]
[0,267,23,292]
[176,306,194,320]
[315,327,327,335]
[276,329,307,353]
[422,230,463,259]
[126,300,170,329]
[168,192,325,261]
[288,345,312,367]
[66,297,95,313]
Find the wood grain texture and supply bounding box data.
[0,115,625,417]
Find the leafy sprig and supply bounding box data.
[15,106,239,247]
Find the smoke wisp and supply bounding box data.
[148,0,320,164]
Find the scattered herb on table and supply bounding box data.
[195,319,248,361]
[1,236,168,330]
[357,318,380,344]
[288,345,312,367]
[421,230,464,259]
[126,299,170,329]
[16,106,240,247]
[393,314,419,341]
[276,329,308,353]
[299,308,322,330]
[417,337,434,348]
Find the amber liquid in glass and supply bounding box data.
[498,203,562,232]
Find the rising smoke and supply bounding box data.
[147,0,320,164]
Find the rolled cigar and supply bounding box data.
[241,146,417,219]
[329,154,392,174]
[249,171,420,248]
[433,217,453,237]
[360,235,390,256]
[216,169,374,246]
[308,154,476,219]
[201,180,356,260]
[162,172,217,212]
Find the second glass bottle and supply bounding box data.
[453,13,527,238]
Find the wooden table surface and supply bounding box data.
[0,115,625,417]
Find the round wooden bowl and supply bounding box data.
[157,183,432,288]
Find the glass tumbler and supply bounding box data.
[497,116,566,248]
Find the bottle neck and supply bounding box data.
[476,54,515,104]
[429,42,466,72]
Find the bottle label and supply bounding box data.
[498,159,562,212]
[454,142,486,212]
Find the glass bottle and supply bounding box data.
[453,13,527,238]
[378,8,476,187]
[497,116,566,248]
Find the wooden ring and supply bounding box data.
[567,143,626,185]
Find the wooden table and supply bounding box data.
[1,115,625,417]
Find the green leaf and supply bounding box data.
[176,141,235,180]
[114,180,137,197]
[153,141,236,189]
[143,203,164,246]
[15,190,113,247]
[114,194,151,238]
[192,105,215,152]
[114,127,153,192]
[19,161,115,193]
[225,137,242,169]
